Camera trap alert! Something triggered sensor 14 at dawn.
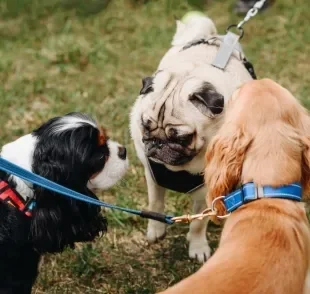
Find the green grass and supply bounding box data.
[0,0,309,293]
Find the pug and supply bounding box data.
[130,13,253,262]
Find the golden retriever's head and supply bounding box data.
[205,79,310,218]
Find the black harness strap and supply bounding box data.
[182,37,257,80]
[242,58,257,79]
[147,159,204,194]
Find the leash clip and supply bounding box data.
[171,208,217,224]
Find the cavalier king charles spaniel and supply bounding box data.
[158,79,310,294]
[0,112,128,294]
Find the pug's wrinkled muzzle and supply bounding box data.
[143,138,196,166]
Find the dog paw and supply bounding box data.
[147,220,166,243]
[188,239,211,263]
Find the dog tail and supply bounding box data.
[172,12,217,46]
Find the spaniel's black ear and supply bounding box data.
[190,84,224,116]
[30,189,70,253]
[140,77,154,95]
[30,186,107,253]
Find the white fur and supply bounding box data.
[130,14,253,263]
[1,134,37,199]
[172,16,217,46]
[52,116,97,134]
[88,140,128,190]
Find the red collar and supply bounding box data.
[0,180,33,217]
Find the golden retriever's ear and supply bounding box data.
[205,126,252,221]
[301,136,310,199]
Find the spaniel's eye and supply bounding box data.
[140,77,154,95]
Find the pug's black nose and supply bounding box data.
[118,146,127,160]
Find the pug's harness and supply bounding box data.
[182,34,257,80]
[147,19,258,194]
[147,159,204,194]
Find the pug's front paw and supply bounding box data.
[147,220,166,243]
[188,237,211,263]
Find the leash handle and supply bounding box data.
[141,210,174,224]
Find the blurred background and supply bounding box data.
[0,0,309,293]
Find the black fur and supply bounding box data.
[0,202,39,293]
[0,113,108,293]
[189,82,224,116]
[140,77,154,95]
[181,38,211,51]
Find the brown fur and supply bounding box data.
[158,79,310,294]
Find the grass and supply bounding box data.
[0,0,309,293]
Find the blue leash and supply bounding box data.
[0,157,175,224]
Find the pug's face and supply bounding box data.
[136,69,224,167]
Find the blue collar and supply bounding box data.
[223,182,302,213]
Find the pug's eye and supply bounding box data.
[140,77,154,95]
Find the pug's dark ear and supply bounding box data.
[190,88,224,116]
[140,77,154,95]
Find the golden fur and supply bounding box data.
[158,79,310,294]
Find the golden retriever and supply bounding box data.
[158,79,310,294]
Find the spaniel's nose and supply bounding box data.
[118,146,127,160]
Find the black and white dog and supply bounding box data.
[0,112,128,294]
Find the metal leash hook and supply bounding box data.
[172,195,234,224]
[172,208,217,224]
[224,0,267,41]
[236,0,267,30]
[226,24,244,39]
[212,0,267,73]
